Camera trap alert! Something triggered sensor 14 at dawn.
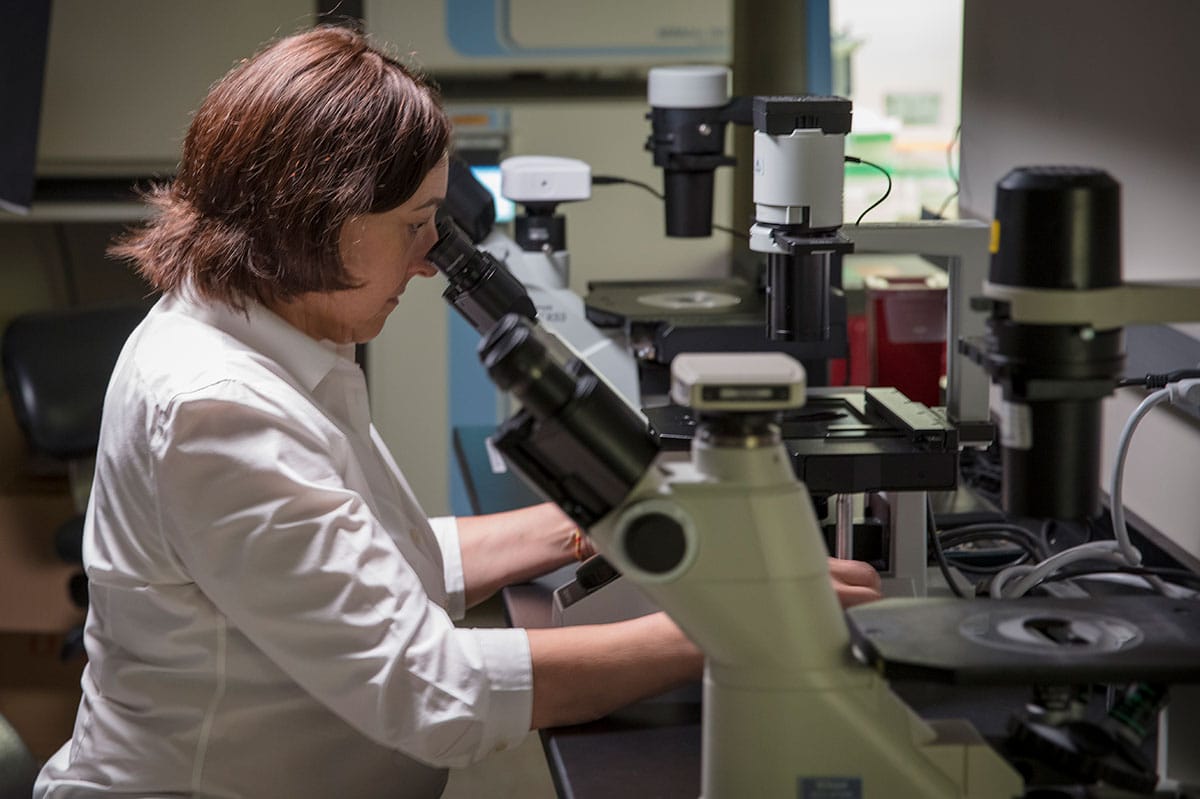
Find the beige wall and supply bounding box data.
[38,0,315,175]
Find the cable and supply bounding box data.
[939,528,1048,568]
[992,381,1200,599]
[944,551,1030,575]
[592,174,662,199]
[1038,565,1200,593]
[934,125,962,218]
[994,541,1130,598]
[1110,388,1170,574]
[711,222,750,240]
[591,174,750,241]
[926,494,967,598]
[1117,368,1200,389]
[845,156,892,225]
[938,522,1051,560]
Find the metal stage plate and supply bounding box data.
[586,277,847,363]
[644,386,959,494]
[847,595,1200,685]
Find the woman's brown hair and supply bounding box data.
[111,26,451,308]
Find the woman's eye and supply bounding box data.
[408,216,435,234]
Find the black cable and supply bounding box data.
[944,552,1030,575]
[926,495,967,598]
[845,156,892,225]
[1117,369,1200,389]
[710,223,749,240]
[592,174,662,199]
[940,530,1042,575]
[938,523,1051,561]
[591,175,750,240]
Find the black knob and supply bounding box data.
[623,512,688,575]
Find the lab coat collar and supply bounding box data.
[170,285,352,394]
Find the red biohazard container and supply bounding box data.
[865,274,948,407]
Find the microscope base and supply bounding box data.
[699,671,1022,799]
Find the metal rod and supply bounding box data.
[835,493,854,559]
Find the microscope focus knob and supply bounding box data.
[621,512,689,576]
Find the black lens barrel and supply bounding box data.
[988,166,1125,520]
[481,315,660,525]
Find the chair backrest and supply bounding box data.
[0,713,36,799]
[2,303,149,459]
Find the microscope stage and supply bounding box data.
[846,595,1200,685]
[644,386,959,493]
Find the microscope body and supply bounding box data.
[482,328,1022,798]
[495,155,643,405]
[476,228,642,408]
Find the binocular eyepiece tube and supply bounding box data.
[426,214,536,333]
[480,314,660,527]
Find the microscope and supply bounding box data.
[437,156,641,405]
[458,168,1200,798]
[636,66,970,595]
[430,151,1200,793]
[476,312,1022,799]
[849,166,1200,795]
[643,65,852,346]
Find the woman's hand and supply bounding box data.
[827,557,883,608]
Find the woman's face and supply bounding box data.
[273,158,449,344]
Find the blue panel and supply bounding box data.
[445,0,728,59]
[445,0,511,55]
[806,0,833,95]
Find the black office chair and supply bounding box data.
[0,712,36,799]
[1,302,149,653]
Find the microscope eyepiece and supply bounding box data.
[427,214,478,280]
[427,214,536,333]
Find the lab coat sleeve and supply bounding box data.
[428,516,466,621]
[151,383,532,767]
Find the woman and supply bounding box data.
[35,25,881,798]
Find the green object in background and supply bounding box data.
[846,131,893,173]
[885,91,942,126]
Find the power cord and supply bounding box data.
[1117,368,1200,389]
[991,375,1200,599]
[596,158,893,234]
[939,522,1051,575]
[591,175,749,240]
[845,156,892,225]
[925,494,968,598]
[1039,565,1200,594]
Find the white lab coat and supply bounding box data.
[35,288,533,798]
